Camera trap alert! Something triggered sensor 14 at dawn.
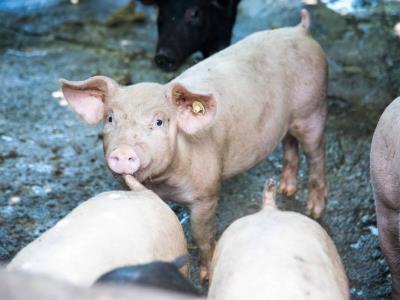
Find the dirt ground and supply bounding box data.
[1,0,400,299]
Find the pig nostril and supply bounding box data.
[128,157,136,162]
[110,156,119,162]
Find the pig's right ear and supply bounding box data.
[60,76,118,125]
[167,83,217,135]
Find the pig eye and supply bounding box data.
[152,113,165,129]
[106,112,114,125]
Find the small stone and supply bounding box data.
[368,225,379,236]
[395,23,400,38]
[1,135,13,142]
[51,91,64,99]
[44,185,52,194]
[120,40,133,47]
[350,238,363,250]
[59,99,68,107]
[302,0,317,4]
[31,186,44,195]
[9,196,21,205]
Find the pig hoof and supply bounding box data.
[306,201,324,219]
[280,182,297,197]
[199,266,209,284]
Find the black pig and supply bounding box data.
[140,0,240,71]
[95,256,201,296]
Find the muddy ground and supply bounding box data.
[1,0,400,299]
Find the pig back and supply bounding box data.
[209,210,349,300]
[174,26,327,179]
[7,191,187,286]
[370,97,400,210]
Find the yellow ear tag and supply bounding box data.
[192,101,206,115]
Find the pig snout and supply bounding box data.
[154,48,179,71]
[107,145,140,175]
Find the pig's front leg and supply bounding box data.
[189,195,219,283]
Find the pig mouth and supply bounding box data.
[108,158,151,182]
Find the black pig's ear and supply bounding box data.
[139,0,159,5]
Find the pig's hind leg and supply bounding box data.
[280,133,299,197]
[291,111,327,219]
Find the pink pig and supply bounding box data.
[61,9,327,281]
[370,97,400,299]
[208,180,349,300]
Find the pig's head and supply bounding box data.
[140,0,239,71]
[61,76,217,182]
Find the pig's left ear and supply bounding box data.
[167,83,217,135]
[60,76,118,125]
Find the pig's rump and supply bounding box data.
[7,191,187,286]
[209,211,348,300]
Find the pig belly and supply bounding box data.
[209,211,349,300]
[7,191,187,286]
[217,98,289,179]
[221,128,286,179]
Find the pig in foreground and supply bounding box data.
[208,180,349,300]
[61,9,327,281]
[7,176,188,286]
[0,269,201,300]
[370,97,400,299]
[95,256,201,296]
[139,0,241,71]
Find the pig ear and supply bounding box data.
[60,76,118,125]
[167,83,217,135]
